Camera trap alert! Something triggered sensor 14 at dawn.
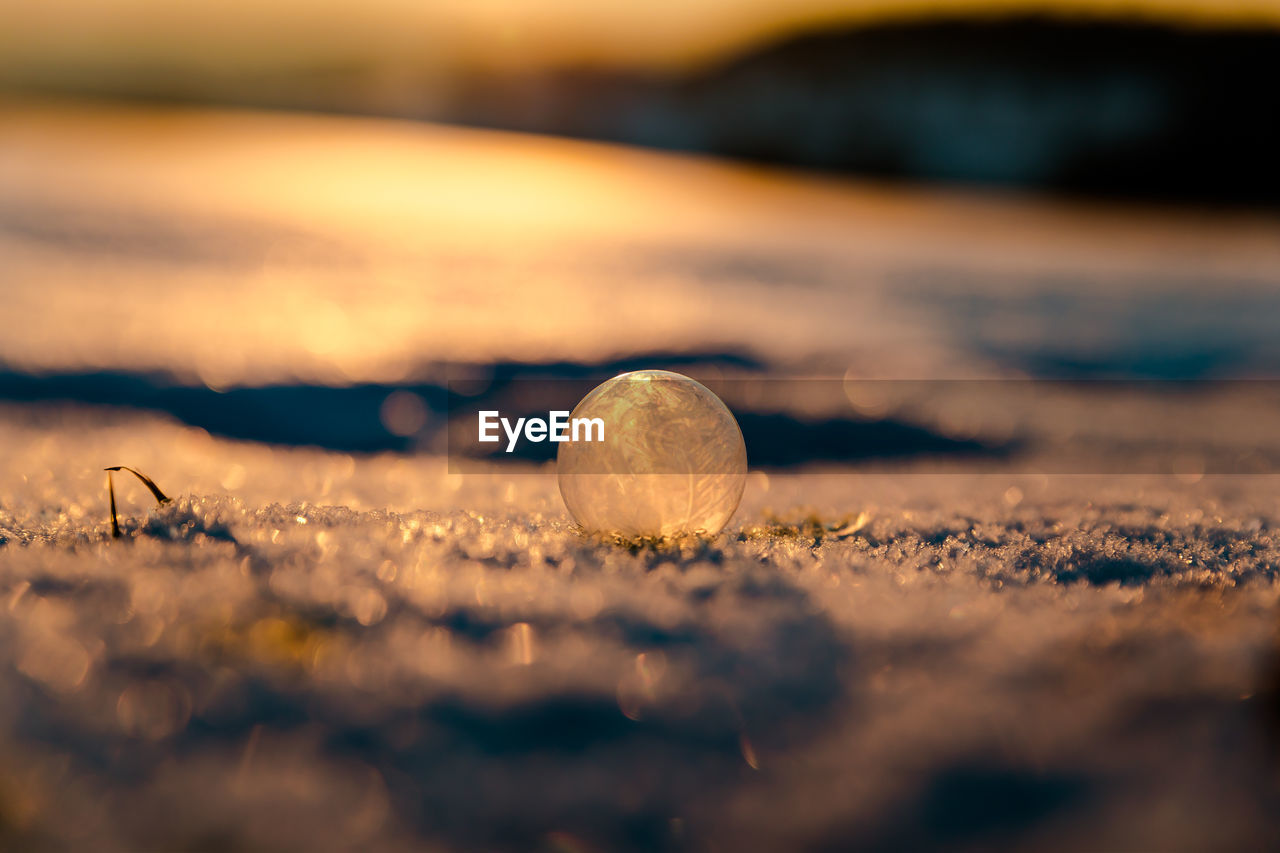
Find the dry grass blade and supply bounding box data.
[104,466,172,539]
[107,471,121,539]
[104,466,172,505]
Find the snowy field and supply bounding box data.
[2,99,1280,850]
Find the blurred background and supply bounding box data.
[5,0,1280,201]
[2,0,1280,454]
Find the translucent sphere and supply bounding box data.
[557,370,747,538]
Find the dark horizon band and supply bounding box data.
[446,377,1280,475]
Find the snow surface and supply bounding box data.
[2,404,1279,851]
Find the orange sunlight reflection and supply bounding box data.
[3,98,1279,387]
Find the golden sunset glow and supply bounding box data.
[3,97,1278,388]
[2,0,1279,88]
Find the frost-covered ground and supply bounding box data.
[2,99,1280,850]
[2,404,1279,851]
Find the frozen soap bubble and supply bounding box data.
[557,370,747,538]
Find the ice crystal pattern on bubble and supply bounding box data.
[557,370,748,537]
